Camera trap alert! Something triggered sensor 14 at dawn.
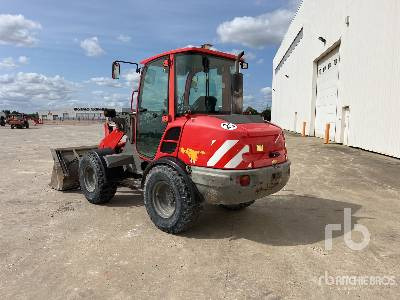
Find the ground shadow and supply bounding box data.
[184,194,366,246]
[64,188,367,247]
[105,192,143,207]
[61,187,144,207]
[62,189,82,194]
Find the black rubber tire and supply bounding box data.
[144,165,201,234]
[11,125,15,129]
[78,151,117,204]
[220,201,255,211]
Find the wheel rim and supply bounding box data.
[152,181,176,218]
[83,165,96,192]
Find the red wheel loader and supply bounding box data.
[7,114,30,129]
[50,46,290,233]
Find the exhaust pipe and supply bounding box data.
[235,51,245,74]
[232,51,245,114]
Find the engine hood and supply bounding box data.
[177,115,287,170]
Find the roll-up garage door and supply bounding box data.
[315,47,340,141]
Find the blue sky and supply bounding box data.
[0,0,300,112]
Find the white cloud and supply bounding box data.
[18,56,29,64]
[217,9,294,48]
[243,94,255,106]
[244,91,272,111]
[0,56,29,69]
[88,77,123,88]
[256,58,264,64]
[87,68,140,89]
[245,52,256,60]
[243,94,270,111]
[123,69,141,89]
[0,57,17,69]
[117,34,131,43]
[80,37,105,57]
[260,86,272,100]
[0,72,78,109]
[244,95,254,100]
[0,14,42,46]
[91,90,129,107]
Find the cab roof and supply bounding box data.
[140,47,238,65]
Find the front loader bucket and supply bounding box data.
[50,145,97,191]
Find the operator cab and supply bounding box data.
[111,46,248,160]
[174,52,242,115]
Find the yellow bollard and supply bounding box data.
[324,123,330,144]
[302,122,306,137]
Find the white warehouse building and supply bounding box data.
[38,107,130,121]
[272,0,400,158]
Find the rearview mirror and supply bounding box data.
[112,61,120,79]
[241,62,249,69]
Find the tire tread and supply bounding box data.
[144,165,201,233]
[79,152,117,204]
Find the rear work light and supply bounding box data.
[238,175,251,187]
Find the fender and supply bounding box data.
[99,128,124,150]
[141,156,203,202]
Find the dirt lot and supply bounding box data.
[0,124,399,299]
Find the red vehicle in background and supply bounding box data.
[7,114,30,129]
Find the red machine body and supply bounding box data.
[99,125,125,150]
[100,47,288,171]
[176,115,287,169]
[55,46,291,233]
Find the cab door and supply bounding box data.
[137,57,169,158]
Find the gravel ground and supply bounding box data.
[0,124,399,299]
